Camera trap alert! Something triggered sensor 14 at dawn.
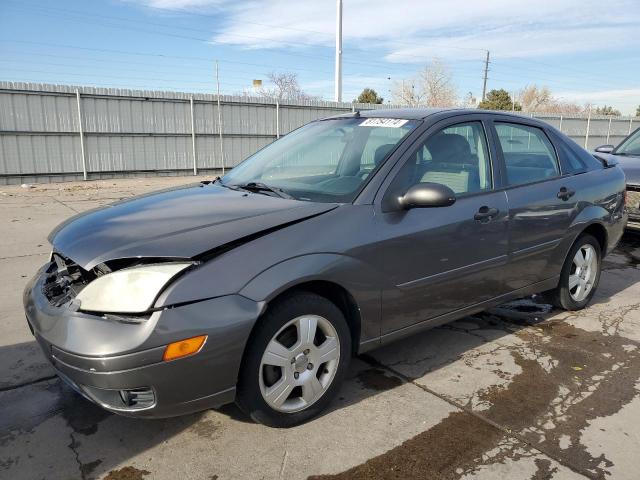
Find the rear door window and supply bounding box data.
[494,123,560,186]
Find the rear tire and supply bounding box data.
[236,292,351,427]
[545,233,602,311]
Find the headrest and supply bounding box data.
[426,134,471,164]
[373,144,395,167]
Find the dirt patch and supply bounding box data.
[103,466,151,480]
[312,314,640,480]
[80,459,102,478]
[356,369,403,391]
[189,418,222,439]
[308,411,503,480]
[531,458,558,480]
[505,320,640,478]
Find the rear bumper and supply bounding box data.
[627,210,640,231]
[24,265,262,418]
[627,186,640,230]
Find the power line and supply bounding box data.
[3,0,489,68]
[1,41,334,74]
[0,59,277,84]
[1,68,252,89]
[9,0,489,55]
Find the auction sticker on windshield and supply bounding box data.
[359,118,408,128]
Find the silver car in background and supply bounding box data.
[595,127,640,230]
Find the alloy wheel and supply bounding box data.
[569,244,598,302]
[258,315,340,413]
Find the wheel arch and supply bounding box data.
[580,222,608,256]
[264,280,362,357]
[239,253,384,357]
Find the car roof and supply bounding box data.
[327,107,537,121]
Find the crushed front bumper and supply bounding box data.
[23,265,262,418]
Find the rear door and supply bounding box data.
[490,118,580,291]
[372,115,510,334]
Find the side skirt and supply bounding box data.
[358,276,559,354]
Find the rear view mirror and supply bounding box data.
[399,183,456,209]
[595,144,614,154]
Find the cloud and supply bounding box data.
[556,88,640,114]
[133,0,228,10]
[129,0,640,62]
[201,0,640,61]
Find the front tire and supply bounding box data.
[546,233,602,310]
[236,292,352,427]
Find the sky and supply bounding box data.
[1,0,639,114]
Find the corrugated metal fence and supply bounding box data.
[0,82,637,185]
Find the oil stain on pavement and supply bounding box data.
[311,309,640,480]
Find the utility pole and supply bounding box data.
[215,60,225,175]
[334,0,343,102]
[482,50,490,102]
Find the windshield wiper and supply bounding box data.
[232,182,294,199]
[615,152,640,157]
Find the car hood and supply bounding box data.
[50,183,338,270]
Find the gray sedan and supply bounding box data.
[595,127,640,230]
[24,109,627,427]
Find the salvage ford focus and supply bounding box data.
[24,109,627,427]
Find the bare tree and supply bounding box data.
[519,84,553,112]
[257,72,316,102]
[391,78,426,107]
[391,59,457,107]
[517,84,583,114]
[419,59,457,107]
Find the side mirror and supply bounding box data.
[399,182,456,209]
[595,144,615,154]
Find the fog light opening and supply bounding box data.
[163,335,207,361]
[119,387,155,409]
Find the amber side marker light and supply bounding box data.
[163,335,207,361]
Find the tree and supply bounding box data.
[478,89,521,111]
[391,58,457,107]
[355,88,383,104]
[594,105,621,116]
[518,84,583,114]
[636,105,640,117]
[519,84,552,112]
[419,59,457,107]
[257,72,315,102]
[391,79,426,107]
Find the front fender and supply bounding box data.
[239,253,383,347]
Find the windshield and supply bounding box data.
[220,117,419,202]
[617,129,640,156]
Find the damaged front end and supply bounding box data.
[41,252,193,318]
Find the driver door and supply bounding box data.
[373,117,509,335]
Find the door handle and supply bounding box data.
[474,206,499,221]
[557,187,576,201]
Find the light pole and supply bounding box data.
[334,0,343,102]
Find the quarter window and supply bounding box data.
[495,123,559,186]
